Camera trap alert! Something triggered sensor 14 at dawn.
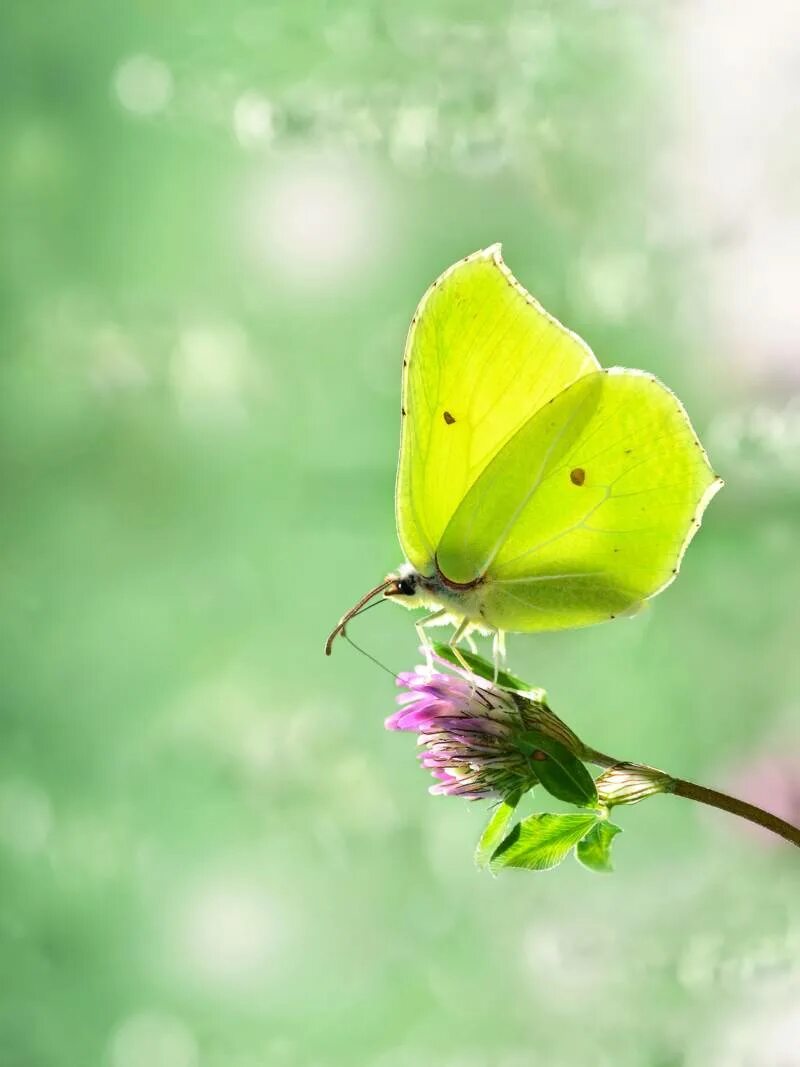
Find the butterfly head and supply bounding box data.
[325,565,425,655]
[384,563,422,606]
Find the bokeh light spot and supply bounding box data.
[175,875,280,988]
[109,1012,197,1067]
[113,55,173,116]
[169,322,258,423]
[242,155,388,291]
[575,250,648,322]
[233,92,276,149]
[390,106,438,169]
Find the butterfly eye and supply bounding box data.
[397,576,417,596]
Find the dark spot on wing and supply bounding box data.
[532,750,548,762]
[443,410,456,425]
[570,467,586,486]
[401,407,406,417]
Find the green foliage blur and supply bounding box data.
[2,3,799,1066]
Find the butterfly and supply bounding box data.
[325,244,722,668]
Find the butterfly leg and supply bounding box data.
[491,629,507,682]
[416,609,447,673]
[447,618,473,675]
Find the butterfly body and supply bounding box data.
[385,562,493,636]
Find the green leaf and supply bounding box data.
[490,812,598,873]
[518,732,598,807]
[431,642,529,692]
[475,791,522,870]
[576,821,622,873]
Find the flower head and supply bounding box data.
[386,655,541,800]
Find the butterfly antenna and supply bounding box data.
[324,578,395,655]
[347,596,389,622]
[342,631,399,682]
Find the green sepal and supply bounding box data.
[431,643,529,693]
[489,812,599,873]
[576,820,622,873]
[475,790,523,870]
[518,731,598,808]
[594,763,673,807]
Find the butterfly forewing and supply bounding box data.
[395,244,599,575]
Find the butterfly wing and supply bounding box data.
[436,369,722,631]
[395,244,600,575]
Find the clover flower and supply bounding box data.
[386,658,542,800]
[381,650,800,868]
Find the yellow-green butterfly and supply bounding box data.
[325,244,722,665]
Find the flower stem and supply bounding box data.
[583,748,800,849]
[668,777,800,848]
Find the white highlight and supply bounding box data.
[242,156,384,289]
[169,322,256,422]
[110,1012,197,1067]
[390,106,438,169]
[177,875,278,986]
[576,251,648,322]
[233,92,276,149]
[708,397,800,477]
[113,55,173,116]
[672,0,800,380]
[688,981,800,1067]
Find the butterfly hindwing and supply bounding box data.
[435,369,722,631]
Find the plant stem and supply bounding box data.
[669,777,800,848]
[583,748,800,849]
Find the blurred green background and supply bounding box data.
[2,3,799,1065]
